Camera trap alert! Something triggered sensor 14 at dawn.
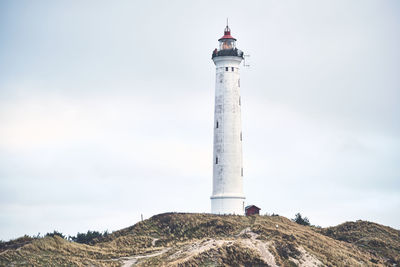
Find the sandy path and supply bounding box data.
[120,248,170,267]
[238,227,278,267]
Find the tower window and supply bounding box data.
[225,67,228,71]
[238,79,240,87]
[240,132,242,141]
[216,121,219,128]
[231,67,234,71]
[239,97,241,106]
[216,157,218,164]
[241,167,243,176]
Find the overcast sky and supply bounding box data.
[0,0,399,241]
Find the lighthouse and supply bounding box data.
[211,24,245,215]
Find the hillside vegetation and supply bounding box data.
[317,220,400,265]
[0,213,399,266]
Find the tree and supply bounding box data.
[45,230,65,239]
[69,230,109,244]
[293,213,310,226]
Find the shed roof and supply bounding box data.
[245,205,261,210]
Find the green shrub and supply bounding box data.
[292,213,310,226]
[45,231,66,239]
[69,230,109,244]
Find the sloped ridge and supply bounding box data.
[319,220,400,265]
[0,236,120,266]
[107,213,249,242]
[0,235,34,252]
[0,213,398,266]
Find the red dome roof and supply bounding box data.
[218,25,236,41]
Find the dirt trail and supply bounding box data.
[120,248,170,267]
[290,247,323,267]
[238,227,278,267]
[167,227,278,266]
[151,238,159,246]
[120,227,321,267]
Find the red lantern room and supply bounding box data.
[218,25,237,50]
[212,23,243,59]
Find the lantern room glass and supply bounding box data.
[219,39,236,50]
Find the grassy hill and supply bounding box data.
[317,220,400,265]
[0,213,398,266]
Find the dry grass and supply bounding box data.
[316,220,400,265]
[0,213,398,266]
[0,235,35,252]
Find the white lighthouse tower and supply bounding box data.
[211,24,245,215]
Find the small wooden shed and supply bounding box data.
[245,205,261,216]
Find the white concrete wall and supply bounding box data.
[211,56,245,215]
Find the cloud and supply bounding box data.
[1,0,399,240]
